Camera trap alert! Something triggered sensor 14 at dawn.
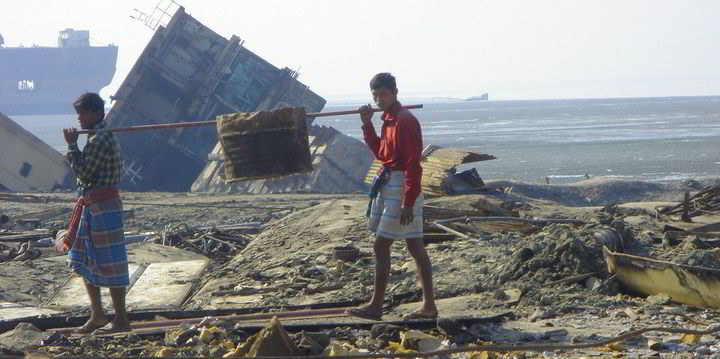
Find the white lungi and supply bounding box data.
[368,170,424,240]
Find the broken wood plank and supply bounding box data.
[0,231,53,243]
[13,206,71,223]
[690,221,720,233]
[545,272,600,286]
[429,222,471,240]
[435,216,585,226]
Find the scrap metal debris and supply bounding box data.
[661,184,720,217]
[160,224,254,259]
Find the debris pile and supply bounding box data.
[660,184,720,217]
[158,224,257,260]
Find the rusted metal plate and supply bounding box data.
[125,259,209,311]
[0,302,60,321]
[604,247,720,308]
[45,264,146,310]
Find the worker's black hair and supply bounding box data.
[73,92,105,121]
[370,72,397,91]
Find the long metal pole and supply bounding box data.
[77,104,424,134]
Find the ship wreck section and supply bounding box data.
[0,29,117,116]
[192,125,374,194]
[104,7,328,192]
[0,112,73,191]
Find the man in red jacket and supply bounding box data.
[346,73,438,320]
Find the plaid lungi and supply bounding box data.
[68,194,129,288]
[368,170,424,240]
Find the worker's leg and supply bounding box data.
[405,237,438,318]
[346,236,393,318]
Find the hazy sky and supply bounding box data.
[2,0,719,102]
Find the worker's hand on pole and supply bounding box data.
[63,128,79,144]
[359,104,374,125]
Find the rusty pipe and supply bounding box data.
[55,307,349,334]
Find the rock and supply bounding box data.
[492,289,509,301]
[198,326,227,344]
[293,331,330,356]
[400,330,444,352]
[647,294,671,305]
[155,347,177,357]
[584,276,601,290]
[503,288,523,304]
[0,323,45,351]
[247,317,301,357]
[296,335,324,356]
[209,346,228,357]
[530,309,557,322]
[647,339,664,351]
[436,318,475,343]
[542,329,569,339]
[224,335,256,358]
[298,332,331,348]
[470,351,499,359]
[515,248,534,262]
[370,324,403,342]
[232,285,259,295]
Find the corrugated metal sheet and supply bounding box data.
[191,125,374,194]
[364,145,496,197]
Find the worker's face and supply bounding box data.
[372,87,398,111]
[76,109,101,129]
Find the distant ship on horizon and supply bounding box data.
[465,93,489,101]
[0,29,117,116]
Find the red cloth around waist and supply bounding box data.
[61,188,120,253]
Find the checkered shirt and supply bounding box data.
[66,120,123,190]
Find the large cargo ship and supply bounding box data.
[0,29,117,115]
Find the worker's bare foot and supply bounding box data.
[345,304,383,321]
[402,306,438,320]
[75,317,110,334]
[92,319,131,335]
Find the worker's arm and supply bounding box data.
[65,134,111,185]
[360,104,381,156]
[398,116,423,209]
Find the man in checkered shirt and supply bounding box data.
[63,92,130,334]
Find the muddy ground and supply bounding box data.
[2,177,720,358]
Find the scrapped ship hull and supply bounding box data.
[603,247,720,308]
[104,7,325,191]
[0,46,118,115]
[0,112,73,191]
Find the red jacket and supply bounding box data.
[362,101,423,208]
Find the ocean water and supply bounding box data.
[315,96,720,183]
[10,96,720,184]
